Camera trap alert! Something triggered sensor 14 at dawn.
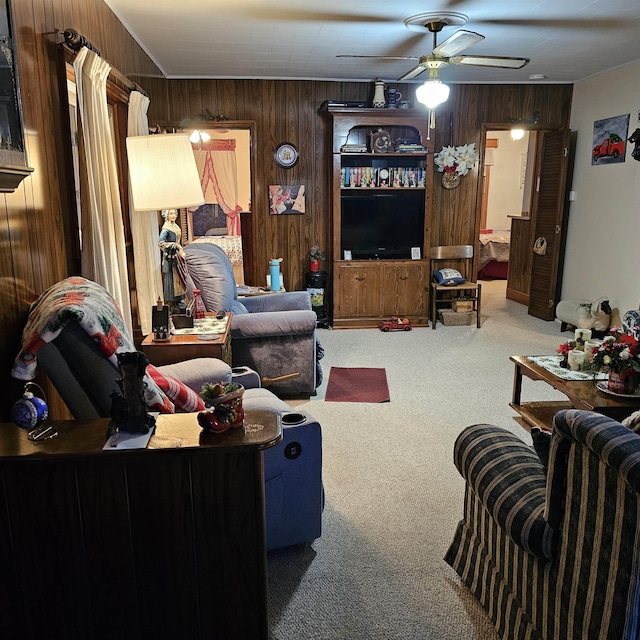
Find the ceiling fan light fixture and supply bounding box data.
[415,79,450,109]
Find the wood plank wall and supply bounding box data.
[0,0,573,422]
[146,81,572,297]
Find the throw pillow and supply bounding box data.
[147,365,205,413]
[530,427,551,469]
[433,268,466,286]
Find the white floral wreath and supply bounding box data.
[434,143,478,176]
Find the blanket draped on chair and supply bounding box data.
[11,276,193,413]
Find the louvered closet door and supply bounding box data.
[528,129,571,321]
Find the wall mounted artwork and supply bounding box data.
[268,184,305,215]
[591,114,629,165]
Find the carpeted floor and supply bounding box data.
[268,280,568,639]
[325,367,390,403]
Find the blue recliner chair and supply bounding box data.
[12,277,323,551]
[184,240,322,397]
[235,386,323,551]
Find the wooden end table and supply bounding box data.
[0,410,280,640]
[142,312,232,366]
[510,355,640,431]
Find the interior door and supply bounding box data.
[527,129,571,320]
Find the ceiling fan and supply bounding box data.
[338,12,530,82]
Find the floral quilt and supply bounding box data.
[11,276,200,413]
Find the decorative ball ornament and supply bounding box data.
[11,383,49,430]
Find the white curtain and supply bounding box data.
[127,92,164,336]
[195,141,242,235]
[74,47,132,331]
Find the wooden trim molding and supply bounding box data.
[0,163,34,192]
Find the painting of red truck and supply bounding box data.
[592,114,629,165]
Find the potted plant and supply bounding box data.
[308,245,325,272]
[198,382,245,432]
[586,327,640,394]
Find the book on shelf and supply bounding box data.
[340,144,368,153]
[395,144,428,153]
[341,166,425,188]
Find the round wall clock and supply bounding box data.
[274,142,299,168]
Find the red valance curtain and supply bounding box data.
[193,139,241,235]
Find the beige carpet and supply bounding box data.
[268,281,567,639]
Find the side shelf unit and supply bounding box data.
[323,107,434,328]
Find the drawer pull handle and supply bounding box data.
[399,276,409,280]
[355,277,365,281]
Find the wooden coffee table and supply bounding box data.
[510,355,640,431]
[142,312,232,366]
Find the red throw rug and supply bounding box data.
[325,367,390,403]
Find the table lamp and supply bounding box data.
[126,133,205,212]
[126,133,205,334]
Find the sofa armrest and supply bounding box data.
[240,291,311,313]
[231,309,317,339]
[453,424,554,559]
[157,358,232,393]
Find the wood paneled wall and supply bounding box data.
[431,84,573,249]
[146,81,571,299]
[0,0,573,422]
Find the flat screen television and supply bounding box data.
[341,191,424,259]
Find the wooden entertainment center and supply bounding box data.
[324,107,434,328]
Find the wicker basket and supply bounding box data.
[437,308,476,326]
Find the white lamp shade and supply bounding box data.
[415,80,450,109]
[126,134,205,211]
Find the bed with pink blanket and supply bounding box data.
[478,230,510,279]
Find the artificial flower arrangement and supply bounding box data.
[433,143,478,176]
[309,245,326,261]
[556,340,576,366]
[586,328,640,372]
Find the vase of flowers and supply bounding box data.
[587,328,640,394]
[434,143,478,189]
[309,245,325,272]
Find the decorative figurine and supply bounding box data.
[107,351,156,438]
[158,209,186,310]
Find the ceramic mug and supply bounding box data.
[399,100,411,109]
[387,88,402,108]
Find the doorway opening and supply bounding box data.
[478,128,536,301]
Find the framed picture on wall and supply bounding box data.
[268,184,305,215]
[591,114,629,165]
[0,0,33,190]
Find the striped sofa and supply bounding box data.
[445,409,640,640]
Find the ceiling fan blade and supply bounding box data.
[337,55,418,60]
[236,7,395,23]
[450,55,530,69]
[398,64,428,81]
[433,30,484,57]
[475,17,624,30]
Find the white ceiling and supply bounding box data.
[105,0,640,85]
